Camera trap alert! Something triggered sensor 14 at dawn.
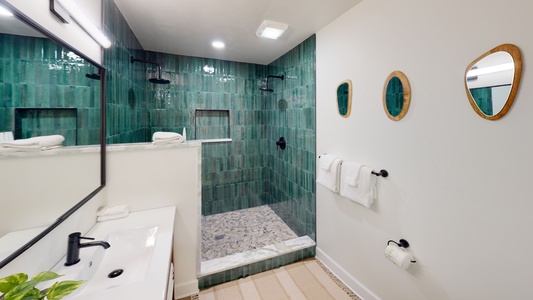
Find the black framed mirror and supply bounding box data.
[0,1,106,269]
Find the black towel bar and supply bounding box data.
[318,155,389,178]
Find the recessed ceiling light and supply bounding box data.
[256,20,288,40]
[0,5,14,16]
[212,41,225,49]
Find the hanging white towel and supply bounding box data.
[319,154,338,171]
[340,164,377,208]
[316,155,342,193]
[342,161,363,187]
[152,131,184,145]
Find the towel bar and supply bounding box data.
[318,155,389,178]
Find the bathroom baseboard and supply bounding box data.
[316,247,381,300]
[174,279,199,300]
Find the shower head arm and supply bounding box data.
[130,56,163,79]
[267,75,285,80]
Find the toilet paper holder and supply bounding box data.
[387,239,416,263]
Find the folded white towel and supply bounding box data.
[97,204,130,217]
[316,155,342,193]
[342,161,363,187]
[152,132,184,145]
[319,154,337,171]
[339,164,377,208]
[30,135,65,147]
[0,135,64,151]
[97,210,129,222]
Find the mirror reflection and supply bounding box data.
[0,7,103,266]
[383,71,411,121]
[464,44,522,120]
[336,80,352,118]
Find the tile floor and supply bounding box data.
[201,205,299,261]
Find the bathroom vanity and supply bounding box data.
[49,206,176,300]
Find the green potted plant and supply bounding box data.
[0,271,84,300]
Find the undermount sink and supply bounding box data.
[47,207,175,300]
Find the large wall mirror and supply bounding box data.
[0,2,106,268]
[383,71,411,121]
[464,44,522,120]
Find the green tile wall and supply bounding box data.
[102,0,149,144]
[0,33,101,145]
[103,0,316,282]
[264,35,316,239]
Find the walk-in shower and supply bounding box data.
[260,74,285,92]
[130,56,170,84]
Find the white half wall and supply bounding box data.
[316,0,533,299]
[104,142,202,299]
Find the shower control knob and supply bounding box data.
[276,137,286,150]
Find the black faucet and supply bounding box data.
[65,232,110,266]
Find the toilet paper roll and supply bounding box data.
[385,244,413,270]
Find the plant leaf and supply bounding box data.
[0,274,28,294]
[4,287,41,300]
[29,272,62,284]
[45,281,85,300]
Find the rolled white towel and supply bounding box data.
[152,131,184,144]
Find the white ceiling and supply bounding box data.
[112,0,362,65]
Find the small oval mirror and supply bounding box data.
[383,71,411,121]
[465,44,522,120]
[337,80,352,118]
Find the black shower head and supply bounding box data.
[85,73,101,80]
[260,74,284,92]
[260,87,273,92]
[131,56,170,84]
[149,77,171,84]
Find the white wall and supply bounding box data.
[5,0,102,63]
[104,143,202,299]
[316,0,533,299]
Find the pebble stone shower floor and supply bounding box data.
[201,205,299,261]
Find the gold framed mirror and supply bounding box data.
[464,44,522,120]
[336,80,352,118]
[383,71,411,121]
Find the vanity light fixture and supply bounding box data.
[212,41,225,49]
[53,0,112,48]
[0,4,13,16]
[256,20,288,40]
[466,62,514,77]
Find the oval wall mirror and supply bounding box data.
[336,80,352,118]
[464,44,522,120]
[383,71,411,121]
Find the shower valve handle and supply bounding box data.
[276,137,286,150]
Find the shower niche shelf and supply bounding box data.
[14,108,78,146]
[194,109,230,142]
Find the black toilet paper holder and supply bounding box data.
[388,239,410,248]
[387,239,416,263]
